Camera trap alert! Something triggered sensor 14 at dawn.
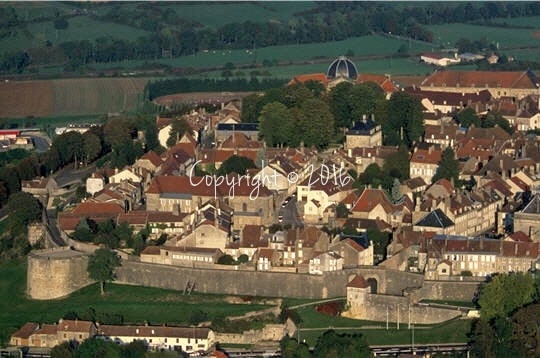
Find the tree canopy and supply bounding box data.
[87,248,121,295]
[431,147,460,185]
[384,91,424,148]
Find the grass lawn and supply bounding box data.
[297,318,472,347]
[420,299,477,309]
[428,23,539,50]
[0,260,271,346]
[293,301,472,346]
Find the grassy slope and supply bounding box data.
[428,23,539,49]
[294,302,471,346]
[165,2,315,29]
[0,260,270,345]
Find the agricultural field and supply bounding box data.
[0,77,150,118]
[90,34,434,73]
[428,23,540,49]
[0,260,271,346]
[1,17,149,53]
[163,1,316,29]
[489,15,540,28]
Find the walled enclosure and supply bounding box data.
[358,294,463,324]
[115,261,425,299]
[27,248,94,300]
[27,249,481,304]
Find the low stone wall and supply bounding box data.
[215,321,295,345]
[355,294,462,324]
[406,280,482,303]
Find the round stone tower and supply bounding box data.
[27,248,94,300]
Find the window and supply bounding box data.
[165,338,167,343]
[442,269,447,273]
[79,335,82,339]
[176,338,179,343]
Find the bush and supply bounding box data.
[461,270,473,277]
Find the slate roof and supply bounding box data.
[415,209,454,228]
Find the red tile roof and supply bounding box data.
[347,274,369,288]
[421,70,537,89]
[11,323,39,339]
[140,151,163,167]
[58,319,94,332]
[509,231,532,243]
[356,74,397,93]
[410,147,441,165]
[351,189,394,214]
[72,202,124,216]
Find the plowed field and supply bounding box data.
[0,78,149,118]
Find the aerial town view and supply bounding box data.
[1,1,540,357]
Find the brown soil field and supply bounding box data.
[0,78,150,118]
[0,80,54,118]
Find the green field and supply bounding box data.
[89,34,433,72]
[1,17,149,53]
[0,260,270,346]
[489,16,540,29]
[428,23,540,49]
[297,319,471,347]
[293,302,472,346]
[164,2,316,29]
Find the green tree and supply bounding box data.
[385,91,423,148]
[329,82,354,129]
[391,178,402,203]
[478,273,535,321]
[511,303,540,357]
[51,340,78,358]
[298,99,334,149]
[483,111,514,134]
[75,337,121,358]
[7,191,42,236]
[167,118,194,147]
[314,330,373,358]
[456,107,481,128]
[431,147,460,185]
[87,248,121,295]
[367,228,390,261]
[82,133,102,165]
[217,254,236,265]
[121,340,147,358]
[259,102,293,147]
[280,335,310,358]
[217,155,257,176]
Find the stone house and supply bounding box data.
[140,246,223,267]
[514,194,540,242]
[86,172,105,196]
[419,70,540,99]
[308,251,343,275]
[109,168,142,185]
[329,238,373,267]
[10,323,39,346]
[97,325,215,354]
[424,235,539,278]
[345,274,371,317]
[21,176,58,205]
[344,116,382,150]
[256,248,281,271]
[409,145,442,184]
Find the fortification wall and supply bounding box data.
[406,280,481,303]
[349,294,462,324]
[27,248,93,300]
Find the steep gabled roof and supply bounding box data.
[421,70,538,89]
[346,274,369,289]
[415,208,454,228]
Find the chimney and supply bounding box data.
[480,236,484,250]
[348,148,352,157]
[428,146,433,154]
[514,242,518,256]
[499,239,503,255]
[466,237,470,249]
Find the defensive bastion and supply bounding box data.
[27,248,94,300]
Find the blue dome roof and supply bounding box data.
[327,56,358,80]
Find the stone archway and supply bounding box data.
[367,278,378,294]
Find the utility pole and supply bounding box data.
[386,305,389,330]
[412,324,415,356]
[397,305,400,330]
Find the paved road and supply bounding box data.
[278,196,303,228]
[54,163,96,188]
